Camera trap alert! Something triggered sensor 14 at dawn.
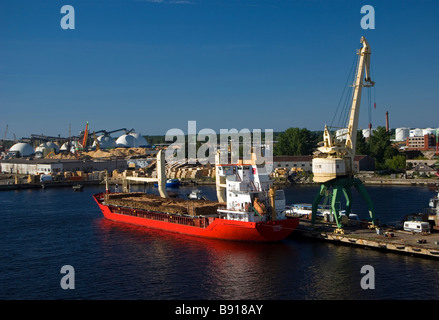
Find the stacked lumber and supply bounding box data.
[106,192,223,216]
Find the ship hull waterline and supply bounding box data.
[93,193,299,242]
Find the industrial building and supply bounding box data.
[273,155,375,173]
[0,159,127,175]
[405,134,437,151]
[390,127,438,152]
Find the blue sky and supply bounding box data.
[1,0,438,139]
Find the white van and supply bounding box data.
[403,221,431,233]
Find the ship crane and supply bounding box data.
[311,36,377,232]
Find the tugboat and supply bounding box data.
[93,150,299,242]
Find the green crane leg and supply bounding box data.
[342,187,352,215]
[312,177,376,229]
[331,185,343,228]
[354,182,376,226]
[312,184,327,224]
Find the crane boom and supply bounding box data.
[344,36,374,166]
[312,36,374,183]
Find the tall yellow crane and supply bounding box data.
[311,36,377,232]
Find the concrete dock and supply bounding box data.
[294,219,439,259]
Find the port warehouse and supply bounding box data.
[0,159,127,177]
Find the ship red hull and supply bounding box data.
[93,193,299,242]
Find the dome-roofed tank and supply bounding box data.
[35,142,60,154]
[9,143,35,157]
[116,132,148,148]
[116,134,136,148]
[129,132,148,147]
[60,141,82,153]
[93,135,116,149]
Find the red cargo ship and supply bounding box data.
[93,192,298,242]
[93,152,299,242]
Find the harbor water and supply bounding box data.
[1,184,439,300]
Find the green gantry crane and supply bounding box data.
[311,36,377,233]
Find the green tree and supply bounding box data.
[367,127,393,163]
[356,130,369,155]
[274,128,317,156]
[385,154,406,171]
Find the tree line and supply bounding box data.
[274,126,405,171]
[144,126,406,171]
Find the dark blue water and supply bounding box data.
[1,184,438,300]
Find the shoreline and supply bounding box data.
[362,177,439,187]
[1,177,438,191]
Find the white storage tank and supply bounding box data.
[395,127,410,141]
[423,128,436,136]
[335,128,349,141]
[409,128,423,137]
[361,128,375,139]
[362,128,371,139]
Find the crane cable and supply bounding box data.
[330,53,357,130]
[330,46,377,138]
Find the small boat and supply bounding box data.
[188,189,206,200]
[73,184,83,192]
[154,179,180,188]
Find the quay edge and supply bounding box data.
[293,219,439,259]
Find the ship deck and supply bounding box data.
[104,192,225,217]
